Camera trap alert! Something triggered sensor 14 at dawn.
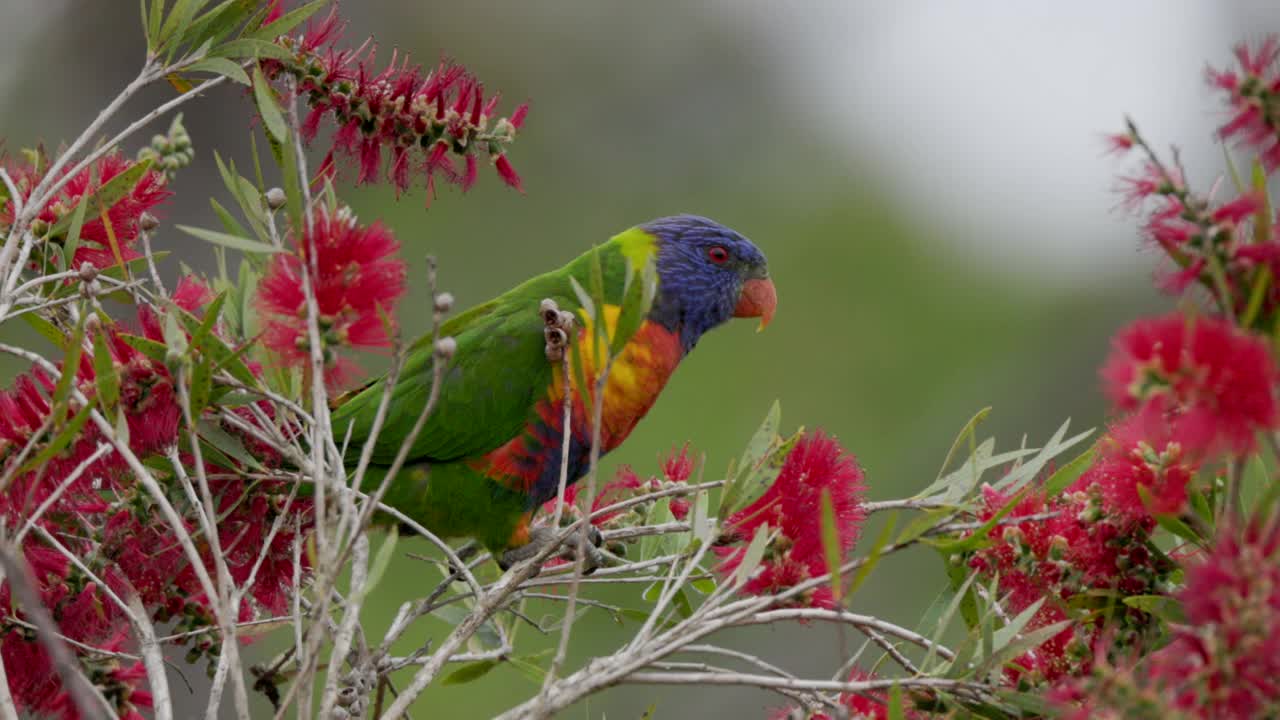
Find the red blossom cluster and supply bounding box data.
[0,152,170,270]
[1208,37,1280,171]
[257,205,407,390]
[1101,312,1279,456]
[0,280,309,717]
[537,445,696,562]
[263,5,528,197]
[715,431,866,610]
[1052,509,1280,719]
[770,669,918,720]
[966,435,1186,684]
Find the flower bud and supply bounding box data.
[78,262,98,282]
[433,292,454,313]
[434,336,457,359]
[139,212,160,232]
[265,187,287,210]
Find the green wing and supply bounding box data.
[331,233,650,467]
[331,284,568,465]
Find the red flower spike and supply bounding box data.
[257,206,407,391]
[715,430,867,609]
[493,154,523,192]
[1103,132,1135,155]
[261,11,527,196]
[1100,312,1280,455]
[510,102,529,130]
[1209,36,1280,173]
[967,474,1171,684]
[1062,510,1280,719]
[0,153,170,270]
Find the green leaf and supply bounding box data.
[928,485,1031,556]
[49,159,155,238]
[212,37,294,61]
[118,333,169,364]
[189,291,227,349]
[689,488,712,547]
[991,597,1045,653]
[92,326,120,413]
[275,115,304,232]
[246,0,327,41]
[923,566,978,671]
[720,400,780,517]
[162,307,189,357]
[976,619,1072,679]
[62,167,92,263]
[568,276,595,322]
[366,526,399,594]
[729,523,771,588]
[895,507,953,545]
[197,418,265,471]
[441,660,498,686]
[850,511,897,595]
[997,689,1057,716]
[181,0,258,53]
[186,57,250,85]
[148,0,165,47]
[819,488,843,603]
[176,224,282,254]
[213,151,269,242]
[252,63,287,143]
[189,352,214,416]
[935,406,991,481]
[638,497,677,561]
[887,684,905,720]
[990,419,1093,495]
[51,314,87,407]
[21,313,71,351]
[157,0,212,54]
[1042,443,1097,497]
[19,403,94,475]
[1123,593,1185,623]
[174,307,258,386]
[610,256,657,356]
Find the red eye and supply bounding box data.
[708,246,730,264]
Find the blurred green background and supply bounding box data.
[3,1,1275,717]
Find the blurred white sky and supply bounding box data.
[5,1,1279,281]
[717,1,1278,280]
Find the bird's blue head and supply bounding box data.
[641,215,775,353]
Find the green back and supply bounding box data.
[330,232,652,466]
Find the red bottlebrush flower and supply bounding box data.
[1083,407,1200,518]
[1103,131,1135,155]
[661,444,694,520]
[715,430,867,609]
[257,206,406,390]
[1118,163,1184,209]
[1209,36,1280,171]
[0,152,170,270]
[263,9,527,197]
[539,465,645,528]
[967,470,1173,684]
[172,276,216,312]
[493,154,522,192]
[1136,512,1280,719]
[262,0,284,25]
[1212,192,1262,226]
[1101,312,1280,455]
[770,669,910,720]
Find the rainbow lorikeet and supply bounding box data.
[331,215,776,568]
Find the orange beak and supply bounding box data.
[734,277,777,331]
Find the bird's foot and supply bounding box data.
[540,298,576,362]
[497,525,605,575]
